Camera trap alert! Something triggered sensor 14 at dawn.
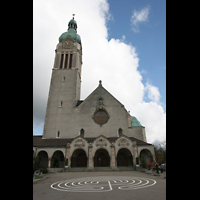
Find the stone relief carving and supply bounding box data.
[63,40,73,48]
[96,138,107,147]
[74,139,85,147]
[118,138,129,146]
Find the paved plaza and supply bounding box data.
[33,171,166,200]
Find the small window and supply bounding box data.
[62,76,65,82]
[118,128,123,136]
[59,101,63,107]
[57,131,60,138]
[80,129,84,137]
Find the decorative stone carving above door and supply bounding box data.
[96,138,107,147]
[118,138,129,146]
[74,139,85,147]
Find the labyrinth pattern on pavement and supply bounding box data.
[50,176,156,192]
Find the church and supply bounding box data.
[33,16,155,172]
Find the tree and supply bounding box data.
[153,140,166,165]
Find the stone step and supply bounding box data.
[68,166,135,172]
[48,168,65,173]
[117,166,135,171]
[68,167,88,172]
[47,166,136,172]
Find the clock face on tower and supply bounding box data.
[63,40,73,48]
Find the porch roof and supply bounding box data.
[33,135,152,147]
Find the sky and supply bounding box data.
[33,0,166,144]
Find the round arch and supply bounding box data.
[94,148,110,167]
[117,148,133,167]
[116,146,133,157]
[93,146,111,158]
[51,150,64,168]
[139,149,153,163]
[70,147,88,158]
[71,149,87,167]
[35,150,48,169]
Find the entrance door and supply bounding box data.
[117,152,128,166]
[97,153,107,166]
[76,153,87,167]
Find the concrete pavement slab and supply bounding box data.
[33,171,166,200]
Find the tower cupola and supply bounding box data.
[59,15,81,45]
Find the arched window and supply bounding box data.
[118,128,123,136]
[99,98,103,105]
[80,129,84,137]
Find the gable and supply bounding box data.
[77,82,128,113]
[73,82,132,138]
[92,135,110,146]
[71,135,88,146]
[115,134,133,144]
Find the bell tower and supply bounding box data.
[43,15,82,139]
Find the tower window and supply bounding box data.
[60,54,64,69]
[118,128,123,136]
[59,101,63,107]
[80,129,84,137]
[69,54,73,68]
[64,54,68,68]
[57,131,60,138]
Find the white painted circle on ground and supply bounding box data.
[50,176,156,192]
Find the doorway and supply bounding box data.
[117,152,128,166]
[117,148,133,167]
[97,153,107,166]
[76,153,87,167]
[94,149,110,167]
[71,149,87,167]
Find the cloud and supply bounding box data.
[145,82,161,103]
[33,0,165,143]
[140,69,147,74]
[130,6,150,32]
[130,102,166,143]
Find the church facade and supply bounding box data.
[33,17,155,172]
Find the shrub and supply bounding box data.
[146,162,153,170]
[41,168,48,174]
